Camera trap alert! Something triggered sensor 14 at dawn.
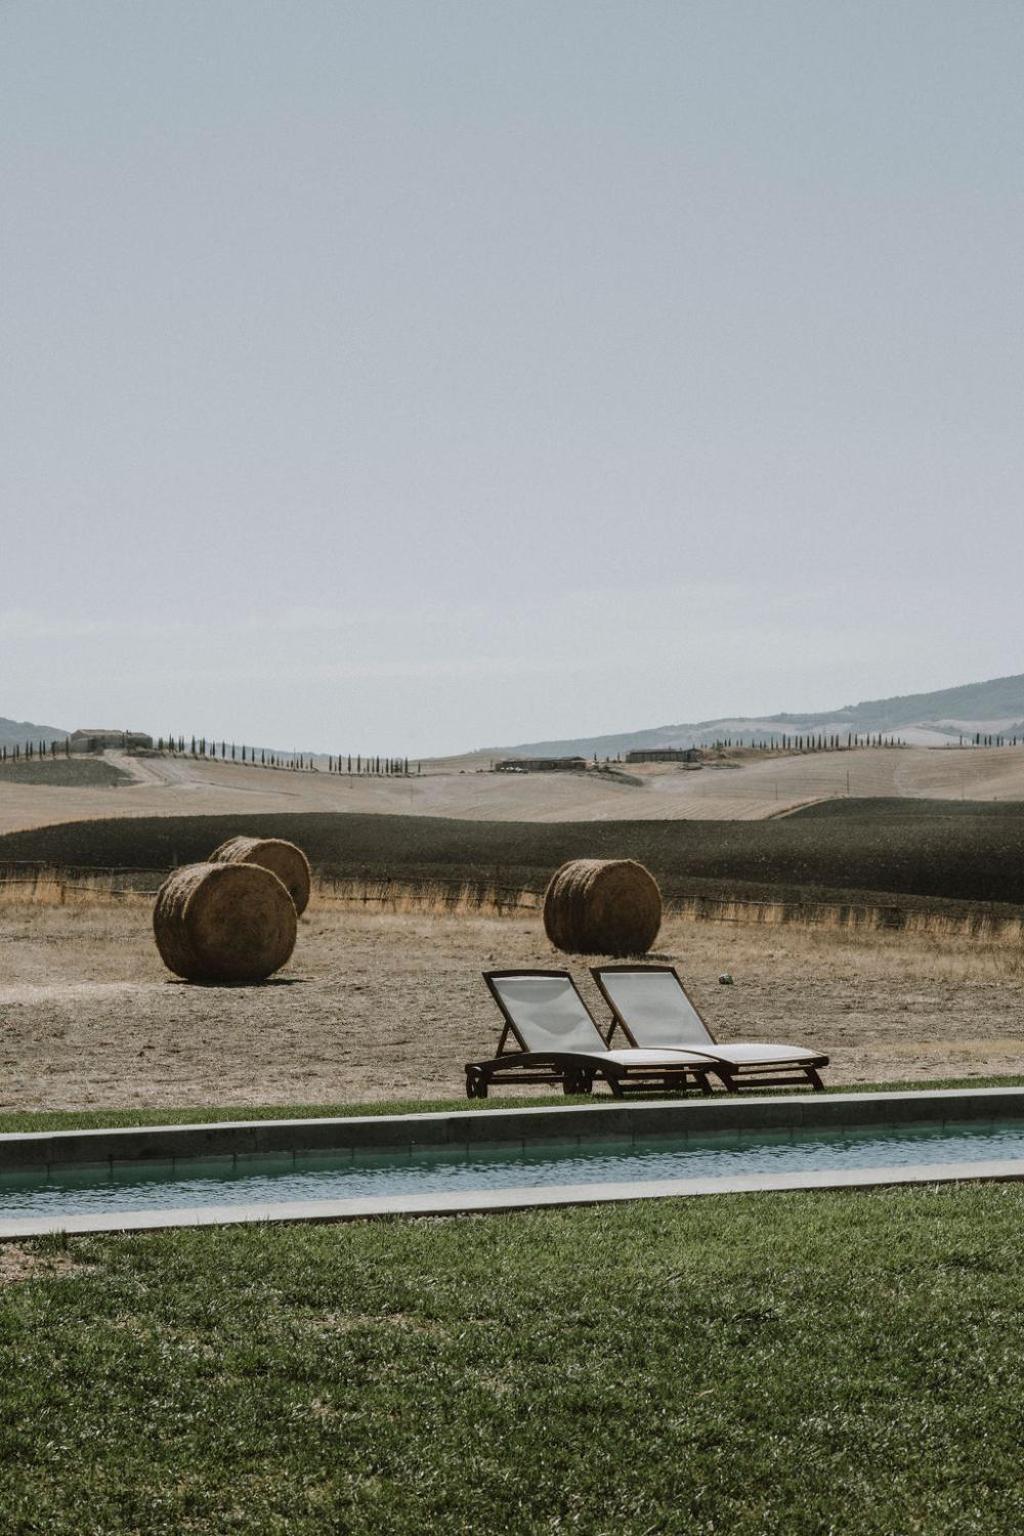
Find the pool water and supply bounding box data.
[3,1119,1024,1218]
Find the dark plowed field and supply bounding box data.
[2,800,1024,911]
[789,797,1024,820]
[0,758,130,788]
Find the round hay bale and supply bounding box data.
[153,862,297,984]
[208,835,311,915]
[543,858,662,957]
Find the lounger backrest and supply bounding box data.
[487,973,609,1055]
[595,968,714,1048]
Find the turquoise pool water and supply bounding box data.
[2,1120,1024,1218]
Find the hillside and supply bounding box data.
[2,743,1024,837]
[489,672,1024,759]
[0,716,68,750]
[7,671,1024,766]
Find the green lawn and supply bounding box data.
[4,1183,1024,1534]
[5,1083,1024,1533]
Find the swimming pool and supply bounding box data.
[5,1090,1024,1237]
[4,1114,1024,1227]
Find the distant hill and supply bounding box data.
[489,672,1024,759]
[0,716,68,750]
[10,670,1024,765]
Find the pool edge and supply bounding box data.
[6,1085,1024,1174]
[3,1156,1024,1241]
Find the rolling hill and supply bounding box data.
[3,802,1024,913]
[6,670,1024,769]
[0,716,68,750]
[487,672,1024,759]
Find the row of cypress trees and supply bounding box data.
[156,737,419,775]
[0,738,70,761]
[709,733,907,751]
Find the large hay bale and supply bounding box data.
[543,858,662,956]
[209,835,311,915]
[153,862,297,984]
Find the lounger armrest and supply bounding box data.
[465,1050,606,1072]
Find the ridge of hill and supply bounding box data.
[0,716,68,750]
[488,672,1024,759]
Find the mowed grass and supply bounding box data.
[5,1184,1024,1534]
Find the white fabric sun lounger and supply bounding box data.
[465,970,722,1099]
[591,965,828,1092]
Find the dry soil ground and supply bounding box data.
[1,900,1021,1112]
[2,744,1024,837]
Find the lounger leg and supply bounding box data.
[698,1072,714,1097]
[465,1067,488,1100]
[806,1067,824,1091]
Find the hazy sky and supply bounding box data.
[3,1,1022,754]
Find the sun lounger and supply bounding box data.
[591,965,828,1092]
[465,970,722,1099]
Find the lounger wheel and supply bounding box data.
[562,1066,594,1096]
[465,1068,488,1100]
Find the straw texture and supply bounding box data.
[543,858,662,956]
[153,862,297,983]
[209,835,311,915]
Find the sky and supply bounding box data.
[2,1,1022,755]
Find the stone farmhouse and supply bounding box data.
[68,728,153,753]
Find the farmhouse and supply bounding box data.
[69,728,153,753]
[625,747,702,764]
[494,756,588,773]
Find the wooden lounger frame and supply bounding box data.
[465,969,718,1100]
[591,964,828,1093]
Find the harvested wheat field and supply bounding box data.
[3,743,1024,837]
[1,895,1022,1112]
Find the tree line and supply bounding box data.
[159,738,419,775]
[708,733,907,751]
[0,738,421,773]
[0,739,71,761]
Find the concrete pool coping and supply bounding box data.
[5,1087,1024,1238]
[3,1157,1024,1241]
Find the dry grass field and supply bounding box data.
[2,893,1022,1113]
[2,744,1024,837]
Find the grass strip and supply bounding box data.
[3,1075,1024,1135]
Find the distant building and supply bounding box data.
[494,756,588,773]
[625,747,701,764]
[69,729,153,754]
